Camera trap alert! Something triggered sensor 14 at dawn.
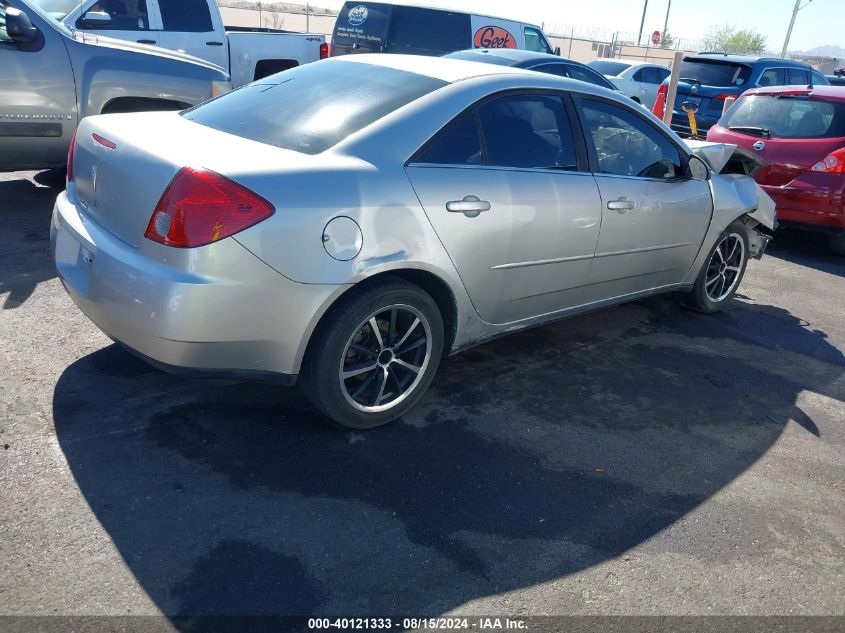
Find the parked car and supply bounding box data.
[52,54,775,429]
[35,0,327,87]
[826,72,845,86]
[0,0,230,171]
[330,1,557,57]
[707,85,845,254]
[660,53,829,136]
[445,48,619,92]
[588,59,670,106]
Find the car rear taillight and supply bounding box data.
[320,42,329,59]
[144,167,275,248]
[714,94,733,100]
[66,129,78,184]
[811,147,845,174]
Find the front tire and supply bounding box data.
[300,278,444,429]
[684,220,750,313]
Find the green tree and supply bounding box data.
[659,30,675,49]
[703,24,767,55]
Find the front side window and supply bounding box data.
[524,27,551,53]
[158,0,212,32]
[77,0,150,30]
[579,98,684,179]
[720,95,845,139]
[185,61,447,155]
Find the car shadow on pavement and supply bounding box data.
[0,172,61,309]
[767,229,845,278]
[51,294,845,621]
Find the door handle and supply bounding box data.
[136,39,156,44]
[607,197,636,213]
[446,195,491,217]
[206,41,224,46]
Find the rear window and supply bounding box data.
[183,61,447,154]
[721,95,845,139]
[387,6,469,55]
[588,61,631,77]
[679,59,752,86]
[333,2,392,51]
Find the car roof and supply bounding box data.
[741,85,845,101]
[690,53,810,67]
[328,53,540,82]
[446,48,564,65]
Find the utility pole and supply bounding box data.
[637,0,649,46]
[663,0,672,41]
[781,0,810,58]
[306,3,310,32]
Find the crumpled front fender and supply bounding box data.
[710,173,777,231]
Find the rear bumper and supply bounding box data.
[52,191,341,378]
[760,178,845,232]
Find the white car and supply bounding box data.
[588,59,671,108]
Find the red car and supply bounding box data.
[707,85,845,254]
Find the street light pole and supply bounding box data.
[637,0,649,46]
[781,0,811,58]
[663,0,672,40]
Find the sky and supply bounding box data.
[310,0,842,52]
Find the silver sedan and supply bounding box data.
[52,54,776,429]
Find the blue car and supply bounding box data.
[444,48,620,93]
[663,53,829,136]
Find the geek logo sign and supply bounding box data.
[347,4,368,25]
[474,26,516,49]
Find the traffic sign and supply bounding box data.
[651,30,661,45]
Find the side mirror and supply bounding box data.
[81,11,112,28]
[554,46,561,56]
[688,155,710,181]
[6,6,40,44]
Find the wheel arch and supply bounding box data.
[101,97,192,115]
[295,267,459,375]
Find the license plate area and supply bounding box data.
[678,95,702,109]
[77,243,95,276]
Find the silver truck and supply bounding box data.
[37,0,327,87]
[0,0,230,171]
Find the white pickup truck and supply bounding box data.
[34,0,327,86]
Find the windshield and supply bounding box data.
[679,59,752,86]
[31,0,83,19]
[184,60,448,155]
[588,61,631,77]
[7,0,74,36]
[721,95,845,139]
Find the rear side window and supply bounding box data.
[679,59,752,86]
[478,94,577,169]
[758,68,786,87]
[332,2,391,54]
[588,61,631,77]
[415,112,482,165]
[159,0,213,32]
[533,63,615,90]
[579,98,684,179]
[787,68,809,85]
[634,67,664,84]
[721,95,845,139]
[184,61,447,155]
[388,6,469,55]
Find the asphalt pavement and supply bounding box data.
[1,169,843,627]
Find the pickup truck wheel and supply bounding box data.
[684,220,749,313]
[300,278,444,430]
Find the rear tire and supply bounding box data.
[684,220,750,313]
[299,277,444,429]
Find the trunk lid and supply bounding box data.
[72,111,314,247]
